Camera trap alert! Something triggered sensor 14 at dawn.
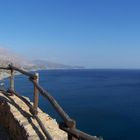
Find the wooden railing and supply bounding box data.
[0,64,103,140]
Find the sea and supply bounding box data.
[4,69,140,140]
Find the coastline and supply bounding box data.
[0,67,86,81]
[0,72,10,81]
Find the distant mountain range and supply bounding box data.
[0,48,34,69]
[32,60,84,70]
[0,48,84,70]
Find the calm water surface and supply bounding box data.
[5,69,140,140]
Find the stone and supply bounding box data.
[0,92,67,140]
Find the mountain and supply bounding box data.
[0,48,84,70]
[32,60,84,70]
[0,48,34,69]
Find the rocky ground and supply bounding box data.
[0,92,67,140]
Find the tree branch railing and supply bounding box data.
[0,64,102,140]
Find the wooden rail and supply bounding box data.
[0,64,102,140]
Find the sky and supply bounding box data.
[0,0,140,68]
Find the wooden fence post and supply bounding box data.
[10,68,14,95]
[68,121,77,140]
[33,72,39,116]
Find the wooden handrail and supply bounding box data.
[8,64,36,79]
[60,123,102,140]
[30,78,76,128]
[0,67,10,70]
[0,64,102,140]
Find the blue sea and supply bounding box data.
[4,69,140,140]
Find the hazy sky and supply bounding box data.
[0,0,140,68]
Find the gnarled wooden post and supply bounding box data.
[33,72,39,116]
[10,68,14,96]
[68,121,77,140]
